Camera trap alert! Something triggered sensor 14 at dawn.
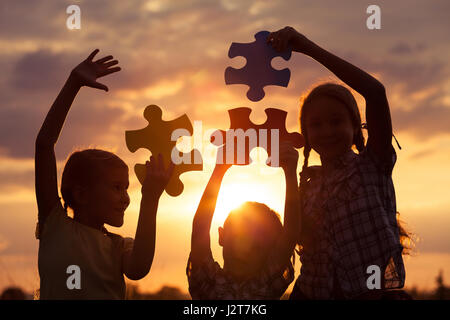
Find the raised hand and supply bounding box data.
[142,154,175,199]
[70,49,121,91]
[267,26,311,53]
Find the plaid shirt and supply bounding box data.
[187,251,294,299]
[294,145,405,299]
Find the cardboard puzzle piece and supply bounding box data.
[211,107,304,166]
[125,105,203,197]
[225,30,292,102]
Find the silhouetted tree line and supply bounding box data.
[2,269,449,300]
[125,283,191,300]
[406,270,450,300]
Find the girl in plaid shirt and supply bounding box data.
[267,27,410,299]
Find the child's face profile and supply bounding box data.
[87,165,130,227]
[304,96,356,160]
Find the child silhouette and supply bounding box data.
[187,149,299,299]
[267,27,411,299]
[35,49,174,299]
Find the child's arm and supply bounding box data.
[35,49,120,227]
[268,27,393,160]
[275,142,300,264]
[190,162,231,264]
[122,154,174,280]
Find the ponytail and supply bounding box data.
[299,144,311,188]
[297,143,311,246]
[354,123,366,154]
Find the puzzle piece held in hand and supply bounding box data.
[225,31,292,102]
[211,107,304,166]
[125,105,203,197]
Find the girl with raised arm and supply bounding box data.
[268,27,411,300]
[35,50,173,299]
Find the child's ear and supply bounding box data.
[218,226,224,247]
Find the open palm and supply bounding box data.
[71,49,121,91]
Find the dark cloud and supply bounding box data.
[0,50,74,159]
[0,1,63,40]
[383,61,446,94]
[392,102,450,140]
[389,42,427,55]
[332,50,450,139]
[11,50,72,91]
[0,101,127,160]
[0,105,43,159]
[0,47,131,160]
[342,50,447,95]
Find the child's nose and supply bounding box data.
[321,123,336,137]
[122,193,130,207]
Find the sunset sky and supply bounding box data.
[1,0,449,295]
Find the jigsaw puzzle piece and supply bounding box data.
[125,104,203,197]
[225,31,292,102]
[211,108,254,165]
[211,107,304,166]
[261,108,304,166]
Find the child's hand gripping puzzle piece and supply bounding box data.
[125,104,203,197]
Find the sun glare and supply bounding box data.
[212,165,286,226]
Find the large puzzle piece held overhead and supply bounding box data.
[211,107,304,166]
[125,105,203,197]
[225,30,292,102]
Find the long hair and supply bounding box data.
[297,82,413,253]
[397,212,415,255]
[298,83,365,233]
